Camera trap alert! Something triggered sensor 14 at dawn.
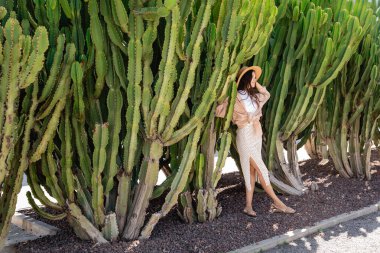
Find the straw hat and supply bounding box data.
[236,66,262,86]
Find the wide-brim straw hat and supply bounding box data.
[236,66,262,86]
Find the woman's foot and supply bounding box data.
[270,203,295,214]
[243,207,257,217]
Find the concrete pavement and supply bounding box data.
[265,211,380,253]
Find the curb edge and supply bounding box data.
[229,201,380,253]
[12,212,60,236]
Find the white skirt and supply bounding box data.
[236,122,271,191]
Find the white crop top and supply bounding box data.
[238,91,258,113]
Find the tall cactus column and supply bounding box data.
[141,0,236,233]
[0,13,50,248]
[121,0,152,240]
[123,0,213,239]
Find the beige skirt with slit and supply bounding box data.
[236,122,271,191]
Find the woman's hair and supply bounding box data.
[237,70,261,103]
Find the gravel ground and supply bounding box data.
[265,211,380,253]
[15,150,380,253]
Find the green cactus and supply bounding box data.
[88,0,108,98]
[92,123,109,227]
[0,16,51,248]
[27,163,62,210]
[3,0,377,248]
[39,34,65,102]
[101,213,119,242]
[140,122,203,238]
[26,192,66,220]
[68,203,108,243]
[318,7,379,180]
[31,43,76,162]
[102,46,123,209]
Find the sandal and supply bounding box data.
[243,208,257,217]
[270,203,296,214]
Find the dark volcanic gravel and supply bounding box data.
[16,150,380,253]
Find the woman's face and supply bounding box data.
[250,71,256,88]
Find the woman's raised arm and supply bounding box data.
[255,82,270,106]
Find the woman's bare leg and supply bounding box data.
[244,165,257,215]
[249,158,287,208]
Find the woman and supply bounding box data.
[215,66,295,217]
